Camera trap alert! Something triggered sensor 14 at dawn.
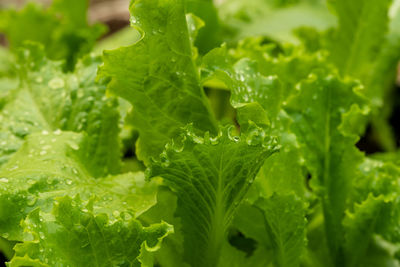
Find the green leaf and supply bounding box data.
[256,137,306,198]
[342,157,400,266]
[186,0,222,53]
[148,124,279,266]
[201,45,287,135]
[0,44,121,176]
[353,158,400,243]
[0,131,155,239]
[99,0,218,164]
[218,0,334,43]
[256,194,307,267]
[343,194,389,267]
[0,131,172,265]
[0,0,106,70]
[285,73,369,265]
[201,44,308,201]
[7,197,172,267]
[139,186,188,267]
[0,47,15,78]
[227,38,329,101]
[328,0,392,77]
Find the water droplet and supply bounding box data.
[77,90,84,98]
[39,232,45,239]
[48,77,64,89]
[9,165,18,171]
[0,178,9,183]
[160,152,170,167]
[113,210,120,217]
[69,143,79,150]
[130,16,137,24]
[27,196,37,206]
[210,136,219,145]
[66,180,73,185]
[123,213,132,221]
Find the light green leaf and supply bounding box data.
[228,38,329,100]
[0,44,121,176]
[201,45,282,129]
[99,0,218,164]
[201,44,308,201]
[257,137,306,198]
[256,194,307,267]
[0,131,157,240]
[139,186,188,267]
[218,202,274,267]
[7,197,172,267]
[148,124,279,266]
[343,194,390,267]
[186,0,222,54]
[0,0,105,70]
[218,0,334,43]
[343,157,400,266]
[0,131,172,265]
[353,158,400,243]
[285,73,369,265]
[328,0,392,77]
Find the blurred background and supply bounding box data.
[0,0,131,45]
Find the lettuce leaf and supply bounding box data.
[0,0,105,70]
[0,130,172,265]
[148,125,279,266]
[0,44,121,176]
[99,0,218,164]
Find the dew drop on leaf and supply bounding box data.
[48,77,65,89]
[27,196,38,206]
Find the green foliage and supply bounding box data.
[0,0,106,70]
[148,124,279,266]
[99,0,218,164]
[1,0,400,266]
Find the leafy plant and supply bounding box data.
[0,0,400,266]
